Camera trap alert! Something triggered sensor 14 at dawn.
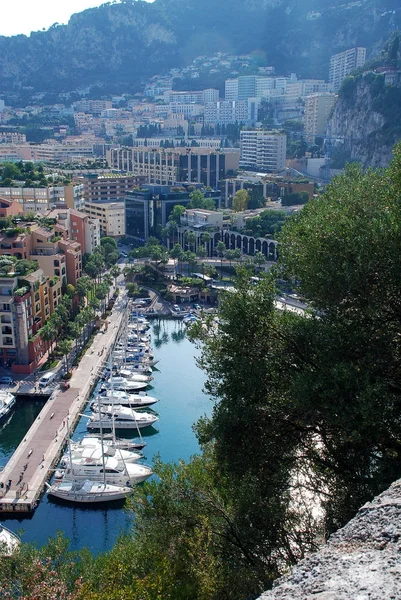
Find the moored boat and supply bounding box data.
[95,390,159,408]
[0,524,20,556]
[46,479,131,503]
[0,391,16,423]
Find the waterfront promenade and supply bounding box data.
[0,291,127,513]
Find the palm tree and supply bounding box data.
[58,339,72,374]
[76,276,92,306]
[187,231,197,253]
[216,241,226,279]
[225,249,236,268]
[40,321,57,362]
[201,232,211,257]
[233,248,242,265]
[123,265,138,282]
[253,251,266,274]
[68,321,81,366]
[110,265,121,286]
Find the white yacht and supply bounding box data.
[0,391,16,422]
[84,434,146,451]
[95,390,159,408]
[87,406,158,430]
[0,524,20,556]
[56,456,153,486]
[101,377,148,392]
[118,371,153,383]
[47,479,132,503]
[60,442,143,467]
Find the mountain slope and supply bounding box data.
[0,0,400,95]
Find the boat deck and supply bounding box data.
[0,293,128,513]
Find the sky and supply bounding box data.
[0,0,153,37]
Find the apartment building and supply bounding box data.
[204,100,249,125]
[329,47,366,92]
[239,130,287,173]
[0,270,50,373]
[58,238,83,286]
[73,99,112,114]
[84,200,126,238]
[46,207,101,255]
[225,79,239,101]
[82,173,147,202]
[304,93,336,139]
[0,183,84,212]
[0,132,26,144]
[163,89,219,104]
[107,147,239,187]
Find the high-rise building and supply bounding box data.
[238,76,257,101]
[329,47,366,92]
[304,93,336,139]
[239,130,287,173]
[225,79,239,101]
[204,100,249,125]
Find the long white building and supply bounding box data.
[239,130,287,173]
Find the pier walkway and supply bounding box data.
[0,291,128,513]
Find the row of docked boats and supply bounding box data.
[46,313,160,504]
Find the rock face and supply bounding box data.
[0,0,400,96]
[329,73,400,168]
[258,478,401,599]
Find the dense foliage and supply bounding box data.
[242,209,289,237]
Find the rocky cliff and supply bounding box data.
[329,72,401,168]
[329,73,401,167]
[0,0,400,97]
[258,477,401,599]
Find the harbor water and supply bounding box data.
[0,319,211,553]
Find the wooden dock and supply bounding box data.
[0,292,128,513]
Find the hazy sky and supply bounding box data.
[0,0,153,37]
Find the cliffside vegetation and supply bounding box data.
[2,145,401,599]
[329,32,401,167]
[1,0,401,99]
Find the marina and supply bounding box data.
[0,317,210,552]
[0,291,129,513]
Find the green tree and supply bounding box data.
[110,265,121,286]
[188,189,205,208]
[100,236,118,250]
[225,249,236,267]
[76,276,92,305]
[232,189,249,212]
[216,241,226,276]
[169,204,186,225]
[253,251,265,273]
[58,338,72,374]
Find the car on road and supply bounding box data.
[173,304,180,312]
[38,372,57,389]
[193,304,201,310]
[0,376,13,386]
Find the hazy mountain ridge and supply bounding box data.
[0,0,400,96]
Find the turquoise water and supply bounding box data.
[0,319,212,553]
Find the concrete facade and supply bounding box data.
[240,130,287,173]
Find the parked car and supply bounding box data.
[38,372,57,389]
[0,376,13,386]
[193,304,201,310]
